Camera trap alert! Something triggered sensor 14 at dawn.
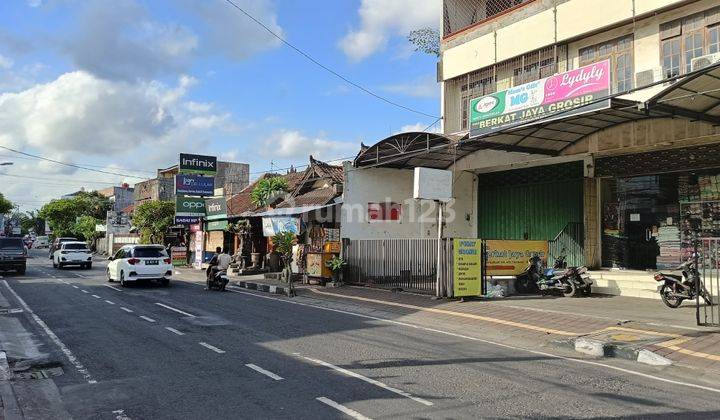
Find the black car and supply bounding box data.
[0,237,27,274]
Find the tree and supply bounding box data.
[273,231,296,297]
[0,193,13,215]
[408,28,440,57]
[39,191,111,238]
[250,177,288,208]
[132,201,175,245]
[72,215,102,243]
[20,210,44,234]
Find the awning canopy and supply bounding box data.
[252,202,340,217]
[355,63,720,170]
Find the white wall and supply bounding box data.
[341,162,476,240]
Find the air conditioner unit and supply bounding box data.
[691,53,720,72]
[635,67,663,88]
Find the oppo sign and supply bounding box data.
[175,197,206,217]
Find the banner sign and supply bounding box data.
[175,216,200,225]
[175,174,215,196]
[205,197,228,221]
[470,60,611,137]
[453,239,482,297]
[206,220,228,231]
[179,153,217,175]
[262,217,300,237]
[485,240,548,276]
[171,246,187,267]
[175,196,206,217]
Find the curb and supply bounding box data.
[558,338,673,367]
[0,351,22,420]
[234,280,287,296]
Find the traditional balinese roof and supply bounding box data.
[227,171,307,217]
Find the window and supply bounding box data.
[661,6,720,77]
[114,248,126,259]
[579,35,634,93]
[63,243,88,250]
[133,247,167,258]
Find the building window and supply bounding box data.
[660,6,720,77]
[579,35,634,93]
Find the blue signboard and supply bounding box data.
[174,216,200,225]
[175,174,215,196]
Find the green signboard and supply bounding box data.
[179,153,217,175]
[205,197,228,221]
[206,220,228,231]
[175,196,206,217]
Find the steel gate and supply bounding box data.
[698,239,720,326]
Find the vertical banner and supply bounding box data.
[171,246,187,267]
[453,239,482,297]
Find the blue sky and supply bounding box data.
[0,0,440,209]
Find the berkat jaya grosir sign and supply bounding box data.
[470,60,611,137]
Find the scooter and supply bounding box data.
[536,255,592,297]
[206,269,228,291]
[515,254,543,294]
[654,256,713,308]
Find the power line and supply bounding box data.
[0,153,155,175]
[0,145,148,179]
[0,173,126,186]
[223,0,439,119]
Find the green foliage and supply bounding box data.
[272,231,295,256]
[39,191,111,237]
[408,28,440,57]
[0,193,13,215]
[226,219,251,235]
[325,255,346,273]
[19,210,44,234]
[250,177,288,207]
[72,215,102,242]
[132,200,175,244]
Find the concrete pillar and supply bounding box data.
[583,177,601,268]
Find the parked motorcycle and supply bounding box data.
[536,255,592,297]
[654,256,714,308]
[206,269,228,291]
[515,254,543,294]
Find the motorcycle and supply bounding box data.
[514,254,543,294]
[536,255,592,297]
[654,256,714,308]
[206,269,228,291]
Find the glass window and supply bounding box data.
[0,238,23,249]
[114,249,126,259]
[133,247,167,258]
[684,32,705,73]
[662,38,681,78]
[63,243,88,250]
[710,25,719,54]
[579,35,634,93]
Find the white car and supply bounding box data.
[53,242,93,269]
[34,236,50,249]
[107,245,172,287]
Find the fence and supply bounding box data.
[699,239,720,326]
[343,238,453,295]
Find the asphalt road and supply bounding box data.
[3,249,720,419]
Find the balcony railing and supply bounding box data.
[443,0,535,38]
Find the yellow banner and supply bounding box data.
[485,240,548,276]
[453,239,482,297]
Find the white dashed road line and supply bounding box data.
[139,316,156,323]
[81,290,89,294]
[104,285,123,292]
[316,397,372,420]
[1,280,96,384]
[72,285,79,289]
[164,327,185,336]
[120,307,134,313]
[104,300,115,305]
[199,342,225,354]
[154,303,196,318]
[91,295,101,299]
[245,364,283,381]
[298,355,433,406]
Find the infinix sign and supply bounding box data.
[179,153,217,175]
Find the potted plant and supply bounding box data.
[325,255,346,285]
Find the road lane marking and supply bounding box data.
[154,303,196,318]
[299,355,432,406]
[104,300,115,305]
[316,397,372,420]
[199,342,225,354]
[120,307,133,313]
[112,409,131,420]
[139,316,156,323]
[91,295,101,299]
[75,274,87,278]
[72,285,79,289]
[1,280,96,384]
[245,364,283,381]
[104,285,123,292]
[164,327,185,336]
[226,287,720,395]
[81,290,89,293]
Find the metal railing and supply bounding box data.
[343,238,453,295]
[548,222,585,267]
[443,0,535,38]
[699,239,720,326]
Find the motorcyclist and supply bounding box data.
[206,247,231,291]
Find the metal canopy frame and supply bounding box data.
[354,63,720,171]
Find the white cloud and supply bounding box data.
[339,0,440,61]
[397,122,442,134]
[27,0,42,7]
[382,74,439,98]
[261,130,359,161]
[0,54,13,69]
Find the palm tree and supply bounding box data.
[250,177,288,208]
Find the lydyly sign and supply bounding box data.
[470,60,611,137]
[179,153,217,175]
[176,174,215,196]
[204,197,228,221]
[175,196,206,218]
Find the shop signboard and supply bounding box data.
[453,239,482,297]
[176,197,205,218]
[171,246,187,267]
[205,197,228,221]
[175,174,215,196]
[179,153,217,175]
[485,240,548,276]
[262,217,300,236]
[206,220,228,231]
[470,60,611,137]
[106,211,131,234]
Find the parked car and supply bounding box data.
[52,241,93,269]
[0,237,27,274]
[49,237,78,259]
[107,245,172,287]
[34,236,50,249]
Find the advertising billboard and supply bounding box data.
[262,217,300,236]
[179,153,217,175]
[470,60,611,137]
[205,197,228,221]
[453,239,482,297]
[485,240,548,276]
[175,196,205,225]
[176,174,215,196]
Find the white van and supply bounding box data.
[34,236,50,249]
